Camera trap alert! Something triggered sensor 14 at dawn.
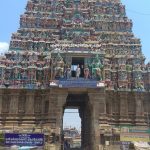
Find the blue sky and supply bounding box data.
[0,0,150,128]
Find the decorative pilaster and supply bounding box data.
[135,92,145,125]
[49,89,67,150]
[9,91,19,114]
[128,92,136,124]
[88,88,106,150]
[57,94,67,127]
[41,92,49,115]
[119,91,128,124]
[26,91,34,114]
[108,91,120,124]
[48,93,58,121]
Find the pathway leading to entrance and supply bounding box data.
[68,148,83,150]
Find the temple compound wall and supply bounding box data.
[0,88,149,150]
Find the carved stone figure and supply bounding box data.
[13,67,21,80]
[53,53,64,79]
[84,65,90,79]
[66,65,71,79]
[90,54,103,80]
[76,65,81,79]
[0,64,6,81]
[28,64,37,81]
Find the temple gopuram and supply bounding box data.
[0,0,150,149]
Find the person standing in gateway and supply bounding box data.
[76,64,81,79]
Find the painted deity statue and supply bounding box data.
[13,66,21,80]
[43,66,50,82]
[0,63,6,81]
[66,65,71,79]
[90,54,104,80]
[84,65,90,79]
[28,64,37,82]
[76,65,81,79]
[53,53,64,79]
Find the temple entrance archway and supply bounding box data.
[62,94,94,150]
[48,88,105,150]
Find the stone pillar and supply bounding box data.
[106,91,113,115]
[41,92,49,115]
[49,89,67,150]
[119,91,128,123]
[57,94,67,128]
[48,93,58,124]
[26,91,34,114]
[57,93,67,150]
[88,88,106,150]
[9,91,19,114]
[49,90,67,125]
[48,92,59,149]
[135,92,145,125]
[106,91,120,124]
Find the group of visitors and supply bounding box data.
[65,64,90,79]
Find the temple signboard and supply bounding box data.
[120,133,149,142]
[120,126,150,142]
[5,133,44,146]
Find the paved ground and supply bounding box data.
[69,149,81,150]
[68,148,82,150]
[65,148,81,150]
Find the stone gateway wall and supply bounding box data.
[0,88,149,149]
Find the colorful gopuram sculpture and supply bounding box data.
[0,0,149,91]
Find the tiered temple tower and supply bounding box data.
[4,0,149,90]
[0,0,150,149]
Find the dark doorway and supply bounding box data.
[71,57,84,77]
[62,94,93,150]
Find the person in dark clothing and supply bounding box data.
[80,65,84,77]
[64,140,70,150]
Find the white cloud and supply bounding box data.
[0,42,9,55]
